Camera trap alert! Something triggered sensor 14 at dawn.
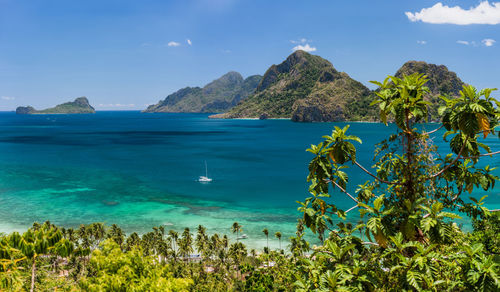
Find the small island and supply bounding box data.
[16,97,95,114]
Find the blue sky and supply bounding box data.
[1,0,499,110]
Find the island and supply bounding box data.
[16,97,96,114]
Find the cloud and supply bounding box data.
[482,38,496,46]
[417,40,427,45]
[167,41,181,47]
[221,49,232,53]
[140,42,152,47]
[1,96,15,100]
[406,1,500,25]
[292,43,317,52]
[187,39,192,45]
[290,38,309,44]
[457,40,470,45]
[98,103,135,107]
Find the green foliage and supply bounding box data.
[80,240,192,291]
[218,50,372,121]
[299,73,500,291]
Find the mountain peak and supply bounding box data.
[73,97,91,107]
[213,51,370,121]
[143,71,262,113]
[256,50,334,93]
[395,60,465,96]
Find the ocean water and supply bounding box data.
[0,111,498,248]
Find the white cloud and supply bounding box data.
[406,1,500,25]
[1,96,15,100]
[167,41,181,47]
[98,103,135,107]
[457,40,470,45]
[417,40,427,45]
[187,39,192,45]
[290,38,309,44]
[292,43,317,52]
[482,38,496,46]
[221,49,232,53]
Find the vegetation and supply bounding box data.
[2,73,499,291]
[143,72,262,113]
[299,73,500,290]
[212,53,468,123]
[213,50,372,121]
[16,97,95,114]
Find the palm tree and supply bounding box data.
[195,225,208,259]
[168,230,179,261]
[90,223,105,250]
[179,228,193,262]
[231,222,242,241]
[125,232,140,251]
[275,231,282,250]
[9,222,72,292]
[107,224,124,247]
[262,228,269,251]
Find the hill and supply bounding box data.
[211,50,372,121]
[143,72,262,113]
[389,61,466,121]
[16,97,95,114]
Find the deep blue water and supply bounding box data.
[0,111,498,248]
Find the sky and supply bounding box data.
[0,0,499,111]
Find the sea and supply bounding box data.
[0,111,498,249]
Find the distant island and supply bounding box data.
[143,72,262,113]
[16,97,95,114]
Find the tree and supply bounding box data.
[178,228,193,261]
[80,240,192,291]
[168,230,179,261]
[8,222,73,292]
[275,232,282,250]
[299,73,500,290]
[107,224,124,247]
[231,222,242,242]
[262,228,269,252]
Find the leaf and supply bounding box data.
[329,152,337,164]
[374,231,388,248]
[373,195,384,212]
[380,110,387,125]
[476,113,490,138]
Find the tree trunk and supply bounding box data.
[30,260,36,292]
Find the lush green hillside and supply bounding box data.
[212,50,372,121]
[211,54,468,122]
[143,72,262,113]
[15,97,95,114]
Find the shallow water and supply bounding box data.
[0,111,498,248]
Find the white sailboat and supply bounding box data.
[198,161,212,182]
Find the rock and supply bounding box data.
[16,106,36,114]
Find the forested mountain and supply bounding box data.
[212,50,372,121]
[143,72,262,113]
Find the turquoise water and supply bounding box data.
[0,111,498,248]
